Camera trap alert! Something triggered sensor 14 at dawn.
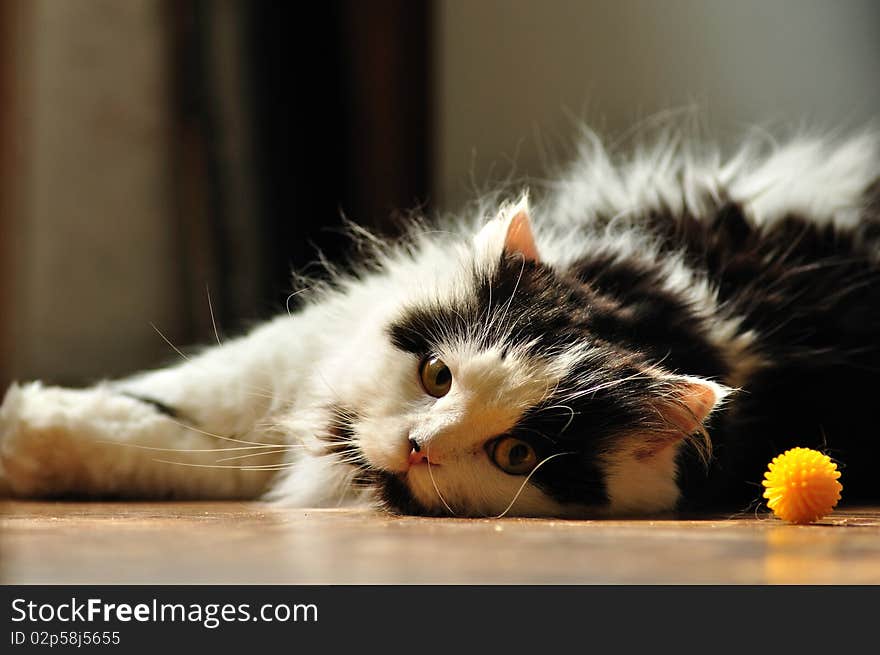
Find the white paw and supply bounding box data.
[0,382,84,497]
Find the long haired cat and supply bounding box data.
[1,129,879,517]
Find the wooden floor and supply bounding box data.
[1,501,878,584]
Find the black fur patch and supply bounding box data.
[373,470,435,516]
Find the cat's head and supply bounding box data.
[325,198,729,517]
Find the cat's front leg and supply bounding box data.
[0,382,284,500]
[0,315,320,500]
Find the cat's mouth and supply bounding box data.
[407,448,440,468]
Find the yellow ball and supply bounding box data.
[762,447,842,524]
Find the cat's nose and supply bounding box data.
[408,438,428,466]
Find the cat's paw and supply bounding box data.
[0,382,81,497]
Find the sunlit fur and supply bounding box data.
[1,127,878,517]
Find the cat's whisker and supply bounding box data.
[246,390,282,402]
[325,411,358,424]
[542,404,577,433]
[334,466,366,506]
[152,459,297,471]
[314,371,346,403]
[161,415,283,448]
[516,427,559,446]
[330,449,363,461]
[536,378,562,407]
[286,287,311,316]
[215,448,293,463]
[493,451,576,519]
[426,446,456,516]
[150,322,190,361]
[98,441,298,454]
[498,252,527,333]
[149,321,281,402]
[483,280,494,338]
[557,369,652,402]
[337,454,370,468]
[206,284,222,346]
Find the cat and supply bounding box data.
[1,128,878,518]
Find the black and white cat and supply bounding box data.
[2,129,878,517]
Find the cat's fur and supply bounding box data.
[2,129,879,517]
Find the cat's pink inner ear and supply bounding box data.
[663,377,729,437]
[504,210,540,263]
[634,377,729,460]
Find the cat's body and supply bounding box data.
[2,130,879,517]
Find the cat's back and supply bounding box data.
[539,130,880,332]
[537,129,880,505]
[541,130,880,236]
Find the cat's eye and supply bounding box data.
[419,356,452,398]
[488,437,538,476]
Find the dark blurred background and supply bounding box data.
[1,0,878,387]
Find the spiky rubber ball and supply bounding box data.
[762,447,842,524]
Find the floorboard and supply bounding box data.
[2,501,878,584]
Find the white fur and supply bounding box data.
[542,128,879,231]
[602,447,682,515]
[2,129,876,516]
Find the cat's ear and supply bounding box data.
[473,195,540,264]
[658,375,731,436]
[502,198,540,263]
[636,375,732,459]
